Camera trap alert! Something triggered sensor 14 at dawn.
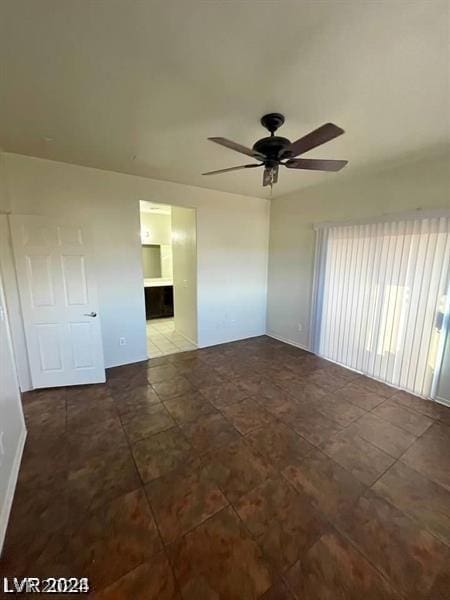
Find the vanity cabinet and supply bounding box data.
[144,285,174,319]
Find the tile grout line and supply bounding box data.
[112,388,186,600]
[15,340,450,599]
[277,460,410,599]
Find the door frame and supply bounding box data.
[138,200,198,359]
[0,267,27,552]
[0,214,32,391]
[431,279,450,404]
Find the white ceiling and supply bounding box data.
[0,0,448,199]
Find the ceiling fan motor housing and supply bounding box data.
[253,136,292,163]
[254,113,292,162]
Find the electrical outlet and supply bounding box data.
[298,323,303,332]
[119,337,127,346]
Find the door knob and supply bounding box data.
[84,311,97,317]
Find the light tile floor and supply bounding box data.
[146,317,197,357]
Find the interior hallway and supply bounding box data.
[2,336,449,599]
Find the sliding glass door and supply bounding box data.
[312,213,450,398]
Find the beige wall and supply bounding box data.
[140,212,171,246]
[1,153,269,390]
[267,151,450,402]
[159,244,173,280]
[0,216,31,392]
[140,211,173,279]
[0,267,26,551]
[0,155,8,212]
[172,206,197,344]
[141,245,162,278]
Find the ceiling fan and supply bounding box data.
[203,113,348,188]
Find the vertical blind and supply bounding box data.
[312,213,450,398]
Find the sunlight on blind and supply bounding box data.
[314,216,450,398]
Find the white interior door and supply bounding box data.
[9,215,105,388]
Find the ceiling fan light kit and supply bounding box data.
[203,113,348,188]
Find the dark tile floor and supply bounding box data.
[1,336,449,599]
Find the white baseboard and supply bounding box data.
[19,383,33,392]
[197,331,266,349]
[435,395,450,407]
[106,354,149,369]
[266,331,311,353]
[268,332,450,403]
[0,426,27,555]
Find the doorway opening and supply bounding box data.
[139,201,197,358]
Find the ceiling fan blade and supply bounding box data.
[287,123,344,158]
[202,163,262,176]
[208,137,265,159]
[284,158,348,172]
